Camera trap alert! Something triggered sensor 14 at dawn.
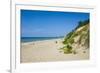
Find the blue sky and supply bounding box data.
[21,10,89,37]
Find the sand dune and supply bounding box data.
[21,38,89,63]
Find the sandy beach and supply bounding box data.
[21,38,89,63]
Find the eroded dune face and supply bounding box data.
[61,19,89,54]
[73,24,89,49]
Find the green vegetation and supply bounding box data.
[69,38,74,44]
[63,31,73,44]
[75,19,89,30]
[60,19,90,54]
[63,37,74,44]
[60,44,72,54]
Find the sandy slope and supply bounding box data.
[21,38,89,63]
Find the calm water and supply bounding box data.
[21,37,63,43]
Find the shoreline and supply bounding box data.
[21,38,64,45]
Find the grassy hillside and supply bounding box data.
[60,19,90,54]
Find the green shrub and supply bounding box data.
[62,45,72,54]
[69,39,74,44]
[67,45,72,50]
[63,31,74,44]
[72,33,78,38]
[62,40,68,44]
[75,19,89,30]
